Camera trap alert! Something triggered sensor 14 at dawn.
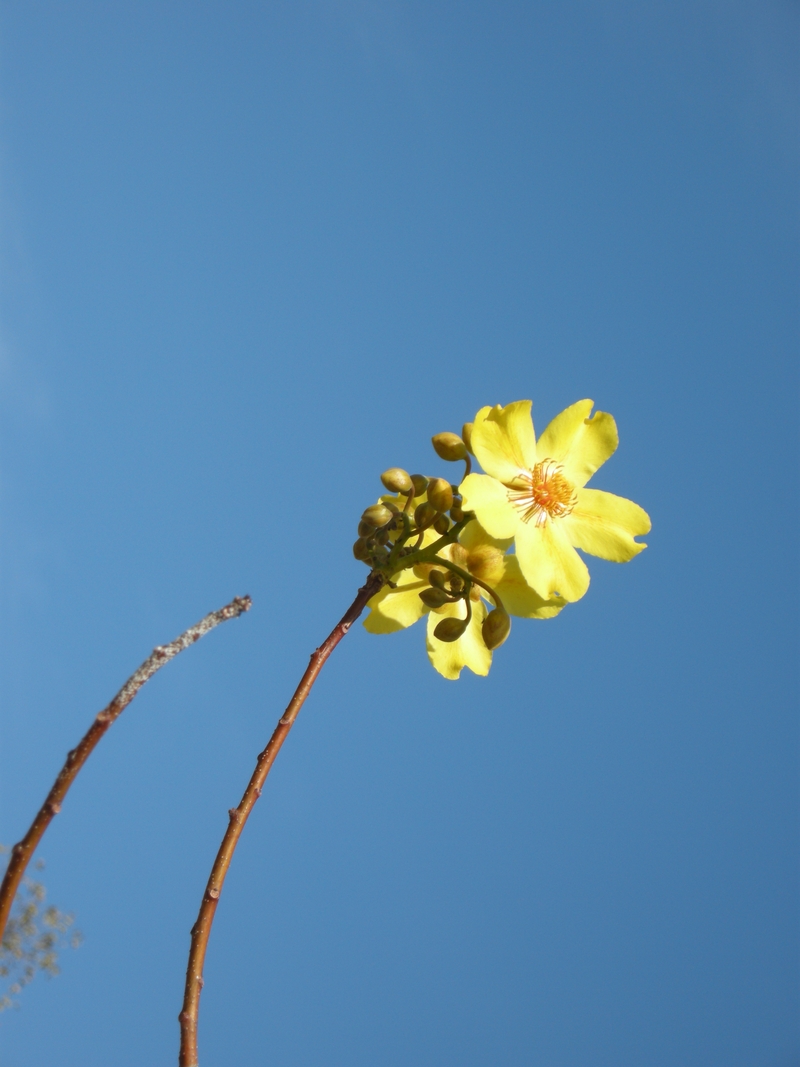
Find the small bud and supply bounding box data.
[482,609,511,650]
[466,545,505,585]
[428,568,448,589]
[461,422,474,454]
[431,432,467,462]
[358,520,373,537]
[433,616,469,642]
[374,527,392,545]
[382,499,401,514]
[414,502,438,529]
[381,468,413,493]
[448,574,464,594]
[410,474,429,496]
[450,506,465,522]
[433,514,451,534]
[427,477,454,513]
[419,587,450,609]
[353,538,371,561]
[362,503,394,528]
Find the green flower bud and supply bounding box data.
[450,506,465,522]
[353,538,371,561]
[427,477,454,513]
[361,503,394,528]
[410,474,429,496]
[482,609,511,650]
[428,568,448,589]
[433,616,469,642]
[380,468,413,493]
[419,587,450,609]
[414,502,438,529]
[431,432,467,462]
[433,514,451,534]
[374,527,392,545]
[357,519,373,537]
[461,422,474,454]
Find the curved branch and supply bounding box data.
[178,571,384,1067]
[0,596,252,947]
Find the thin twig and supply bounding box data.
[178,572,384,1067]
[0,596,252,948]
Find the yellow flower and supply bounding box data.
[363,520,565,680]
[459,399,650,602]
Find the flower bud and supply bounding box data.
[427,477,454,513]
[414,502,438,529]
[380,468,413,493]
[433,616,469,642]
[361,503,394,528]
[428,568,448,589]
[482,609,511,650]
[466,545,505,585]
[413,562,436,580]
[353,538,371,561]
[410,474,429,496]
[461,422,474,454]
[357,519,373,537]
[374,527,392,545]
[450,506,465,522]
[433,514,451,534]
[419,587,450,609]
[431,432,467,462]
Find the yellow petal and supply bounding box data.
[459,473,518,539]
[426,599,492,680]
[363,570,429,633]
[495,555,567,619]
[471,401,537,484]
[458,518,514,553]
[515,516,590,602]
[534,400,618,488]
[562,487,650,562]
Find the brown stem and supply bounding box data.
[178,571,384,1067]
[0,596,252,948]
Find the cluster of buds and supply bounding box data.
[353,425,511,654]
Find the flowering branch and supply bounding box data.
[178,572,384,1067]
[0,596,252,949]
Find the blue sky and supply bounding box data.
[0,2,797,1065]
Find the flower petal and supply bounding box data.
[535,400,618,488]
[426,599,491,680]
[562,487,650,562]
[515,516,590,602]
[460,473,518,539]
[458,518,514,553]
[495,555,567,619]
[363,570,429,633]
[471,401,537,484]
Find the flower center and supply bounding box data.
[508,460,577,526]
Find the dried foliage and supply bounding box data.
[0,851,81,1012]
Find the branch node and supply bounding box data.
[46,802,61,815]
[207,887,220,900]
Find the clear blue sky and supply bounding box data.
[1,3,797,1065]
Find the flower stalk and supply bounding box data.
[178,572,384,1067]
